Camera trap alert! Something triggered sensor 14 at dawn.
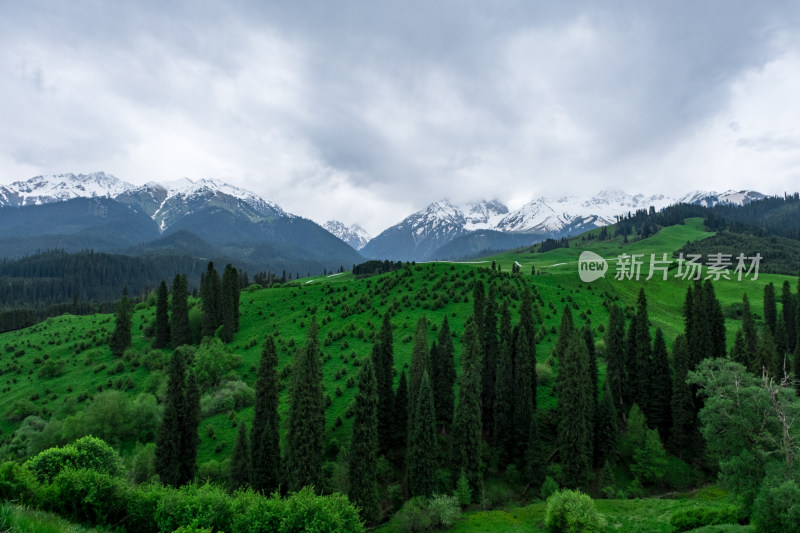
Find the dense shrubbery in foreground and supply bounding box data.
[0,437,363,533]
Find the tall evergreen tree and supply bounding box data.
[220,264,239,343]
[742,293,758,366]
[432,316,456,432]
[372,312,395,453]
[453,321,483,494]
[552,304,575,361]
[757,329,781,378]
[731,329,747,368]
[408,318,430,429]
[556,333,593,489]
[286,319,325,491]
[155,346,191,486]
[481,284,499,443]
[230,422,251,491]
[524,414,544,488]
[154,280,170,348]
[180,370,201,485]
[704,281,727,359]
[407,372,436,498]
[631,289,652,417]
[583,325,598,408]
[493,301,515,468]
[201,262,221,338]
[594,381,618,467]
[764,282,777,335]
[669,335,702,462]
[649,328,673,441]
[783,281,797,354]
[512,325,535,464]
[349,358,379,522]
[251,336,281,494]
[393,370,409,452]
[109,288,132,356]
[604,303,627,412]
[170,274,191,348]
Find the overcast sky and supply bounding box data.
[2,1,800,234]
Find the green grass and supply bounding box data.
[0,502,106,533]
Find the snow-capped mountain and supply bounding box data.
[464,200,509,230]
[0,172,134,207]
[676,189,766,207]
[323,220,371,250]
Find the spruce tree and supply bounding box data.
[764,282,777,335]
[181,369,201,485]
[408,318,430,429]
[584,325,598,407]
[372,312,394,453]
[783,281,796,353]
[493,301,515,467]
[512,325,534,464]
[393,370,409,452]
[669,335,701,462]
[604,303,627,411]
[286,319,325,491]
[349,358,379,522]
[631,289,652,417]
[775,316,789,359]
[481,284,499,443]
[453,321,483,494]
[407,372,436,498]
[731,329,747,367]
[251,336,281,494]
[432,316,456,432]
[155,346,189,486]
[220,264,239,343]
[704,281,727,359]
[170,274,191,348]
[201,262,221,338]
[757,329,781,378]
[109,288,132,356]
[795,295,800,396]
[649,328,673,441]
[154,280,170,348]
[594,381,618,467]
[523,415,543,488]
[742,293,758,366]
[230,422,251,491]
[552,304,575,361]
[556,333,593,489]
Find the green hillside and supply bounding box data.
[0,216,796,531]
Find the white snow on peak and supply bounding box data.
[463,199,509,230]
[1,172,134,206]
[323,220,371,250]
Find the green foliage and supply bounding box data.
[494,301,515,468]
[154,280,170,348]
[60,391,160,447]
[670,505,741,532]
[372,312,395,454]
[348,357,379,522]
[544,489,606,533]
[556,332,593,489]
[408,318,430,431]
[109,289,132,357]
[432,315,456,432]
[394,495,461,533]
[0,461,37,504]
[25,436,124,484]
[631,428,668,485]
[199,379,254,416]
[541,476,559,500]
[452,321,483,494]
[251,336,281,494]
[454,470,471,506]
[751,474,800,533]
[171,273,191,347]
[193,338,241,392]
[408,373,437,498]
[229,422,251,492]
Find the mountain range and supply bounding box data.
[0,172,767,266]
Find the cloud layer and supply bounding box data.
[2,1,799,233]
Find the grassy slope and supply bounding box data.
[0,217,795,531]
[0,502,106,533]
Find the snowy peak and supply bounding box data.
[0,172,134,206]
[397,200,466,241]
[323,220,371,250]
[677,189,766,207]
[464,199,509,230]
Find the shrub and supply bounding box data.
[25,436,124,483]
[0,461,37,504]
[751,475,800,533]
[394,495,460,532]
[544,489,606,533]
[670,505,740,532]
[541,476,559,500]
[427,494,461,528]
[44,467,129,527]
[37,359,66,378]
[200,380,255,416]
[536,363,554,386]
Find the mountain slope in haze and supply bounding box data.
[323,220,371,250]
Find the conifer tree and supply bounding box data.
[757,329,781,378]
[631,289,652,417]
[775,316,789,359]
[170,274,191,348]
[583,325,598,407]
[201,262,221,338]
[432,316,456,432]
[453,322,483,494]
[155,346,197,486]
[594,381,618,467]
[349,358,379,522]
[109,288,132,356]
[393,370,409,452]
[604,303,627,411]
[372,313,394,453]
[795,295,800,396]
[181,369,201,485]
[251,336,281,494]
[493,301,515,467]
[230,422,251,491]
[669,335,701,462]
[742,293,758,365]
[783,281,796,353]
[513,325,535,464]
[408,318,430,429]
[220,264,239,343]
[704,281,726,359]
[764,282,777,335]
[731,329,747,368]
[286,319,325,491]
[482,284,499,443]
[154,280,170,348]
[649,328,673,440]
[407,372,436,498]
[552,304,575,361]
[556,333,593,489]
